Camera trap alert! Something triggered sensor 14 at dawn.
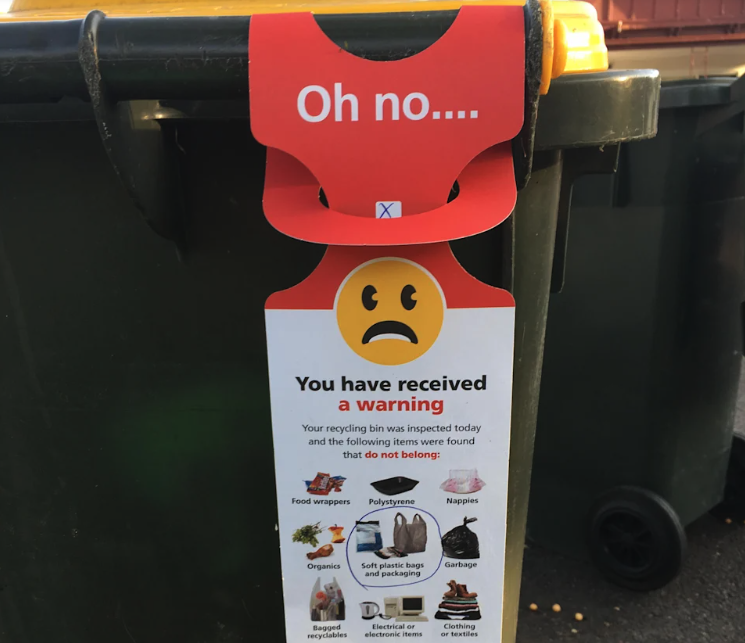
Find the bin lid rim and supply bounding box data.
[660,77,737,109]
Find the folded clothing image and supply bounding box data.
[370,476,419,496]
[435,610,481,621]
[439,598,478,606]
[439,602,479,611]
[435,580,481,621]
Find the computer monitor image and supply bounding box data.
[399,597,425,616]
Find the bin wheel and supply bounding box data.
[588,486,686,592]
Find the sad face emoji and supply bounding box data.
[336,258,444,365]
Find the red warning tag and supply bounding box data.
[249,6,525,245]
[264,242,515,640]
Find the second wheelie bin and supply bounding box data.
[529,76,745,591]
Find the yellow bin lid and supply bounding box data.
[3,0,608,94]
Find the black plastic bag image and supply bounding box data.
[441,517,480,559]
[370,476,419,496]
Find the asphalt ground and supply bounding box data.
[516,366,745,643]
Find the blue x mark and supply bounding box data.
[379,203,395,218]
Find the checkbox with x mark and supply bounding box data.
[376,201,402,219]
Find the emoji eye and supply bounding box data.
[362,285,378,311]
[401,285,417,311]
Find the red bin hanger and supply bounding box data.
[249,6,525,245]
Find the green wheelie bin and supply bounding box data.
[0,0,659,639]
[529,77,745,592]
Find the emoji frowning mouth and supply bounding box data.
[362,320,419,345]
[336,258,444,365]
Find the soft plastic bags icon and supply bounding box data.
[393,513,428,554]
[356,521,383,552]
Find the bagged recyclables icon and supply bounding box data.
[441,517,480,559]
[310,577,345,621]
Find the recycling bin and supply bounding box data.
[0,0,659,640]
[529,77,745,592]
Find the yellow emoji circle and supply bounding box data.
[336,259,444,365]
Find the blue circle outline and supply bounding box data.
[345,506,444,589]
